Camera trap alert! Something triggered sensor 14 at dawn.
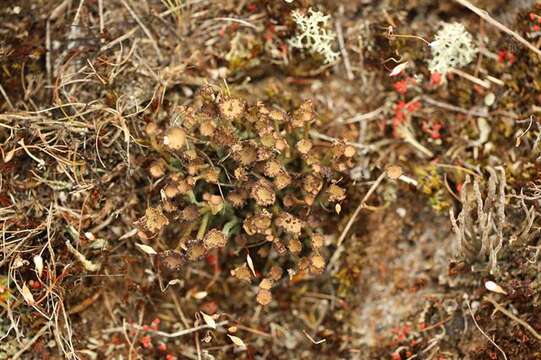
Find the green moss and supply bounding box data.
[414,165,452,212]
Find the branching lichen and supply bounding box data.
[289,8,340,64]
[428,22,477,74]
[449,167,505,273]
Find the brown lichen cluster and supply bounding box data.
[136,86,354,304]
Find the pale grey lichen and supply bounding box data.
[449,167,505,274]
[289,8,340,64]
[428,22,477,74]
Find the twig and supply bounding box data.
[422,96,487,117]
[390,33,431,45]
[99,27,138,53]
[303,330,326,344]
[465,298,508,360]
[453,0,541,58]
[46,0,70,88]
[170,291,190,329]
[12,322,51,360]
[68,0,86,51]
[397,123,434,157]
[335,20,354,80]
[449,68,491,89]
[158,0,194,17]
[120,0,163,61]
[214,17,258,30]
[308,129,371,150]
[235,324,272,338]
[485,296,541,341]
[98,0,104,34]
[0,83,14,110]
[340,106,385,124]
[45,20,52,89]
[65,240,101,272]
[18,139,45,166]
[103,321,228,338]
[481,73,505,87]
[336,171,387,247]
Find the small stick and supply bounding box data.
[120,0,163,61]
[46,20,52,89]
[46,0,70,89]
[104,321,228,338]
[341,106,385,124]
[449,68,491,89]
[336,171,387,247]
[0,83,14,110]
[422,96,487,117]
[328,167,408,274]
[99,27,138,52]
[12,322,51,360]
[453,0,541,58]
[17,139,45,166]
[466,299,508,360]
[396,123,434,158]
[98,0,104,34]
[235,324,272,337]
[303,330,326,344]
[65,240,101,272]
[214,17,258,30]
[486,296,541,341]
[390,33,431,46]
[308,129,371,150]
[335,20,354,80]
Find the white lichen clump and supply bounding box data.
[289,8,340,64]
[428,22,477,74]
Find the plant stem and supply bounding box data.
[336,171,388,247]
[196,212,210,240]
[453,0,541,58]
[222,217,239,238]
